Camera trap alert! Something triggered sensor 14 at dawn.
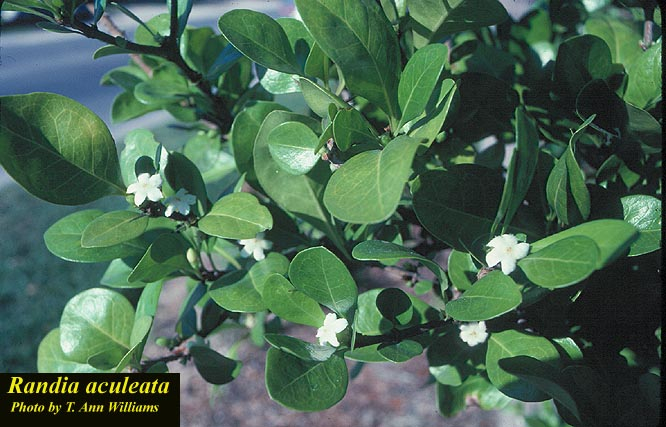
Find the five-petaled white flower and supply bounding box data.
[485,234,530,275]
[316,313,349,347]
[238,233,272,261]
[459,321,488,347]
[126,173,163,207]
[164,189,197,217]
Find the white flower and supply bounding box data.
[459,321,488,347]
[238,233,272,261]
[126,173,163,207]
[485,234,530,275]
[164,188,197,217]
[316,313,349,347]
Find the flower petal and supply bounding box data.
[500,256,517,275]
[513,242,530,260]
[486,248,503,268]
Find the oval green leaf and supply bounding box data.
[267,121,321,175]
[331,108,378,152]
[324,135,421,224]
[128,233,192,283]
[38,329,108,373]
[198,192,272,240]
[263,274,326,327]
[189,345,241,385]
[518,236,599,289]
[265,347,348,411]
[44,209,146,263]
[289,246,357,317]
[621,195,661,256]
[209,270,266,313]
[486,330,560,402]
[81,210,149,248]
[264,334,336,362]
[445,271,522,321]
[0,93,125,204]
[59,288,134,365]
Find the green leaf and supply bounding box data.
[493,108,540,234]
[44,209,146,263]
[81,210,149,248]
[447,250,478,291]
[119,129,167,186]
[111,91,161,123]
[264,334,336,362]
[546,117,594,226]
[376,287,413,325]
[253,110,346,253]
[166,0,192,38]
[529,219,638,268]
[621,195,661,256]
[486,330,560,402]
[259,69,301,94]
[231,101,288,181]
[289,246,358,317]
[209,270,266,313]
[408,0,509,48]
[352,240,447,287]
[498,356,582,424]
[299,77,348,118]
[248,252,291,296]
[218,9,301,74]
[518,236,599,289]
[296,0,401,120]
[413,165,504,255]
[101,259,152,289]
[267,121,321,175]
[93,45,134,59]
[584,16,641,66]
[324,135,420,224]
[189,345,241,385]
[624,41,662,109]
[128,233,192,283]
[332,108,379,151]
[553,35,612,100]
[198,192,272,239]
[398,43,448,129]
[436,375,511,417]
[266,348,348,411]
[164,152,210,213]
[59,288,134,365]
[263,274,326,327]
[407,78,457,146]
[445,271,522,321]
[38,329,108,373]
[377,340,423,362]
[0,93,125,204]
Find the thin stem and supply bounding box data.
[139,352,189,372]
[353,318,450,349]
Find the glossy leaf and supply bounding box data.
[352,240,447,287]
[377,340,423,362]
[59,288,134,365]
[621,195,661,256]
[218,9,301,74]
[209,270,266,313]
[529,219,638,268]
[189,345,241,385]
[101,259,152,289]
[119,129,167,186]
[289,246,357,317]
[248,252,291,296]
[324,135,421,224]
[408,0,509,47]
[44,209,146,263]
[436,375,511,417]
[376,287,413,325]
[486,330,560,402]
[296,0,401,120]
[493,108,539,234]
[198,192,273,240]
[263,274,326,327]
[0,93,125,204]
[584,16,641,66]
[408,78,457,145]
[553,35,612,100]
[265,348,348,411]
[81,210,149,248]
[264,334,336,362]
[38,329,108,373]
[624,41,662,109]
[445,271,522,321]
[413,165,505,255]
[267,121,321,175]
[128,233,192,283]
[355,288,440,336]
[164,152,210,213]
[332,108,378,151]
[231,101,288,181]
[447,250,478,291]
[299,77,348,118]
[253,110,345,253]
[518,236,599,289]
[397,43,448,129]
